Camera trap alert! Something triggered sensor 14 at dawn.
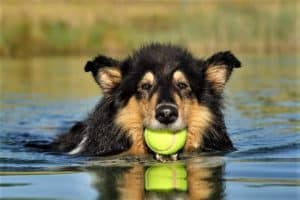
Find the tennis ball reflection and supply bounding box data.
[144,164,187,192]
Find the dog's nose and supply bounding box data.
[155,105,178,124]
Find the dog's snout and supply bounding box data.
[155,105,178,124]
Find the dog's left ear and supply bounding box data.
[84,55,122,94]
[204,51,241,93]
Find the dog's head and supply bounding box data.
[85,44,241,153]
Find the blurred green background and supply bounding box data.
[0,0,299,57]
[0,0,299,100]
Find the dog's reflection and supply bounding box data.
[89,159,224,200]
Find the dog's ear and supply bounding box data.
[204,51,241,93]
[84,55,121,93]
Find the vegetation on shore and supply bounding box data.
[0,0,298,57]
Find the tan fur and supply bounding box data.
[185,101,212,151]
[174,93,212,152]
[98,67,122,93]
[206,65,227,92]
[115,97,147,155]
[173,70,188,83]
[140,71,154,85]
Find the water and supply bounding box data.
[0,55,299,199]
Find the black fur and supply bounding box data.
[37,43,241,156]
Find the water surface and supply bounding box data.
[0,55,299,199]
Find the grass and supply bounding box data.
[0,0,299,57]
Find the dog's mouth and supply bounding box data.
[145,118,186,132]
[143,126,187,162]
[142,116,187,162]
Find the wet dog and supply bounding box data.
[42,43,241,160]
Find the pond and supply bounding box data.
[0,55,299,199]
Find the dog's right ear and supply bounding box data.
[84,55,121,94]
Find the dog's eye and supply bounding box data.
[141,83,152,91]
[176,82,188,89]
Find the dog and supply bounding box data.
[42,43,241,160]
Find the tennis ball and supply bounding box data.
[144,129,187,155]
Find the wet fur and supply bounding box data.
[36,43,241,156]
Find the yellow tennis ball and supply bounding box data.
[144,129,187,155]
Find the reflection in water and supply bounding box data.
[0,57,99,100]
[88,159,224,200]
[145,164,187,192]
